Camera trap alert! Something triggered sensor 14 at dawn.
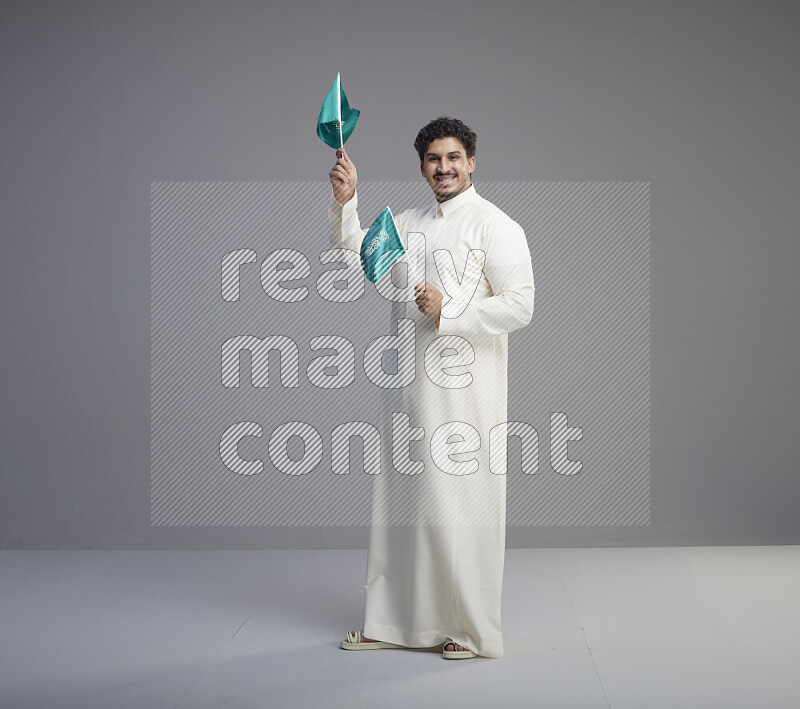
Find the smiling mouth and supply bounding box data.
[435,175,456,185]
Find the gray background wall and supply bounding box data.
[1,0,798,549]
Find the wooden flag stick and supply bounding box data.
[336,72,343,149]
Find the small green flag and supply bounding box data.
[317,73,360,149]
[360,207,412,283]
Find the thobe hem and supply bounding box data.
[362,621,504,659]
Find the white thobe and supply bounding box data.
[329,183,535,658]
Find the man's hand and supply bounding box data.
[414,281,443,328]
[329,148,357,206]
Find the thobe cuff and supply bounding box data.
[328,187,363,263]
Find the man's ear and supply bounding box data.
[468,156,476,174]
[420,162,425,177]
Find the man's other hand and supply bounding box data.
[414,281,443,327]
[329,148,357,206]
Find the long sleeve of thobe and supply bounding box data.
[436,218,534,339]
[328,188,366,259]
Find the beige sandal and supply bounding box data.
[340,629,404,650]
[442,639,476,659]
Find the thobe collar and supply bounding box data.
[434,183,479,219]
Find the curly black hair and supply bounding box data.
[413,117,477,162]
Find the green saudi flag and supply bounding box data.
[316,73,360,149]
[360,207,416,283]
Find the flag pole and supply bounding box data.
[387,206,422,287]
[336,72,343,149]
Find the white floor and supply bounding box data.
[1,546,798,708]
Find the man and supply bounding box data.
[329,117,535,659]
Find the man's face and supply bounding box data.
[420,136,475,203]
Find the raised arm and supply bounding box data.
[436,218,535,338]
[328,148,366,261]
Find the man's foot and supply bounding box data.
[340,629,404,651]
[442,639,476,659]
